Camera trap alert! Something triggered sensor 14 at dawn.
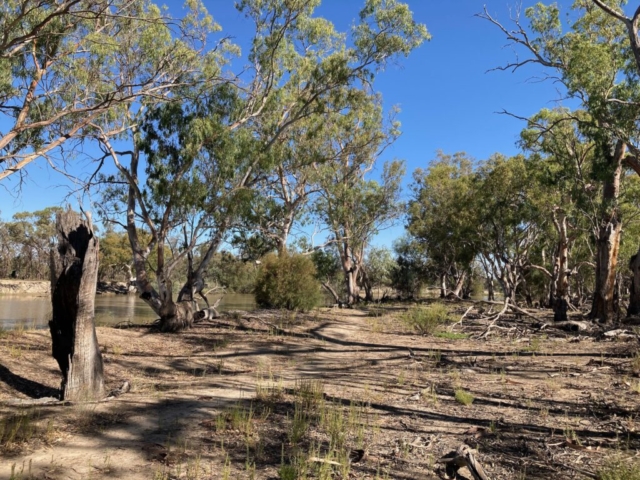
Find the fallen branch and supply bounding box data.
[438,444,491,480]
[508,303,543,322]
[548,320,592,332]
[194,298,221,322]
[477,300,510,339]
[603,328,639,339]
[449,306,474,332]
[445,296,545,322]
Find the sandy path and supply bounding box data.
[0,311,374,479]
[3,307,636,479]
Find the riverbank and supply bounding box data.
[0,304,638,479]
[0,279,133,296]
[0,279,49,296]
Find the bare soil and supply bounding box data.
[0,303,639,479]
[0,280,49,296]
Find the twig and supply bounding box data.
[449,306,474,332]
[477,299,510,339]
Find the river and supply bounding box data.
[0,293,256,330]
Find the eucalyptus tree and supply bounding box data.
[480,1,640,321]
[361,245,396,300]
[0,0,215,183]
[520,109,600,320]
[585,0,640,316]
[390,236,429,299]
[311,94,404,305]
[0,207,61,279]
[472,154,545,304]
[235,114,326,255]
[407,152,477,298]
[99,0,428,330]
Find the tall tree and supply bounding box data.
[98,0,428,329]
[587,0,640,316]
[480,1,640,321]
[408,152,477,298]
[473,154,544,304]
[314,148,404,305]
[520,109,600,320]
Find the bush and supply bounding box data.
[254,253,322,312]
[401,302,453,334]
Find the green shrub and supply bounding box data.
[254,253,322,312]
[401,303,453,334]
[454,389,474,406]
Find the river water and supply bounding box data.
[0,293,256,330]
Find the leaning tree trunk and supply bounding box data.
[451,271,466,298]
[590,141,624,324]
[321,281,343,306]
[49,209,104,401]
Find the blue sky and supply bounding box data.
[1,0,579,247]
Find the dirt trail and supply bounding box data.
[1,306,639,479]
[0,310,377,479]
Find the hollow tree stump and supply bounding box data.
[49,209,104,401]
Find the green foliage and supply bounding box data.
[596,456,640,480]
[99,230,133,281]
[254,253,322,311]
[390,236,427,298]
[401,303,453,335]
[454,389,474,406]
[408,151,477,278]
[0,207,61,279]
[312,249,342,282]
[208,251,257,294]
[0,0,219,181]
[364,246,396,288]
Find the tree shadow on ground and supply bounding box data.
[0,363,59,399]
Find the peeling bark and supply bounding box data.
[589,141,624,324]
[49,209,104,401]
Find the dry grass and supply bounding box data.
[0,306,638,479]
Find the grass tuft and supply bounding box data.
[0,410,38,449]
[401,303,453,335]
[454,388,474,406]
[597,455,640,480]
[434,331,468,340]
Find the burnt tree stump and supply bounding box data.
[49,209,104,401]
